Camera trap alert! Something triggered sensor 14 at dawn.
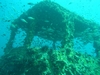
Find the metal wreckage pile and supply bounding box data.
[0,1,100,75]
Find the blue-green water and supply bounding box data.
[0,0,100,75]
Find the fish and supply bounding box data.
[28,17,35,20]
[12,6,16,12]
[11,24,17,28]
[4,20,10,22]
[27,2,34,6]
[21,18,28,23]
[44,20,49,22]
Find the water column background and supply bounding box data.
[0,0,100,56]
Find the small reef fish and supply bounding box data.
[12,6,16,12]
[21,18,28,23]
[11,24,16,28]
[28,17,35,20]
[27,2,34,5]
[44,20,49,22]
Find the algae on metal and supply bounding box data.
[0,0,100,75]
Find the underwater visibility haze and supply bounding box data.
[0,0,100,75]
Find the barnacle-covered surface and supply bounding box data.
[0,0,100,75]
